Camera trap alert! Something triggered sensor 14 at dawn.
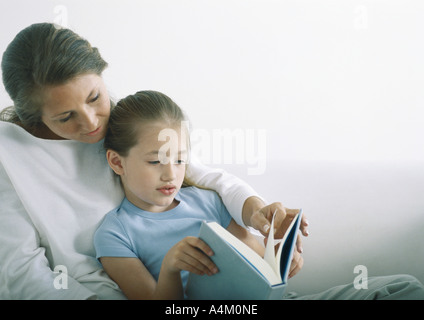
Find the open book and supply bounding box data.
[186,209,303,300]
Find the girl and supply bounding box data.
[94,91,265,299]
[94,90,424,301]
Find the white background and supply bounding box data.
[1,0,424,296]
[1,0,423,165]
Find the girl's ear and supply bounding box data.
[106,150,125,175]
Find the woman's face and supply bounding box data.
[41,73,110,143]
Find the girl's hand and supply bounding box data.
[162,236,218,276]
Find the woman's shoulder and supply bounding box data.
[0,110,65,140]
[0,120,105,164]
[0,120,70,142]
[0,120,26,138]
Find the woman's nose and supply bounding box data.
[80,106,98,131]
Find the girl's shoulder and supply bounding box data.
[179,186,222,204]
[180,185,213,195]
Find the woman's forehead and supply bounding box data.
[42,74,104,115]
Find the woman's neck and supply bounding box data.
[19,122,66,140]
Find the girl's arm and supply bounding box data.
[100,237,217,300]
[99,256,173,300]
[225,219,265,258]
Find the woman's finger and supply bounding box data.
[288,251,304,279]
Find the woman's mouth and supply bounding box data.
[157,185,176,196]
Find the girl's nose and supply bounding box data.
[161,163,177,182]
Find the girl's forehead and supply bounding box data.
[135,122,189,147]
[136,122,183,137]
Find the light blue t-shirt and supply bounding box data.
[94,186,232,289]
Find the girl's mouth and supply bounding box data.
[157,185,176,196]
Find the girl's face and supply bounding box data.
[108,122,188,213]
[41,73,110,143]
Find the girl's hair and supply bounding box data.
[104,90,187,156]
[105,90,202,188]
[0,23,108,129]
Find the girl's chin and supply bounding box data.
[152,199,179,212]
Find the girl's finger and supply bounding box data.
[187,237,214,256]
[185,238,218,274]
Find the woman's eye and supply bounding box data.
[148,161,160,165]
[176,160,185,164]
[90,93,100,103]
[59,113,72,123]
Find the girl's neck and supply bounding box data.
[127,196,180,214]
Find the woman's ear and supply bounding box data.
[106,149,124,175]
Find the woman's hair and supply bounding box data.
[105,90,201,188]
[0,22,108,128]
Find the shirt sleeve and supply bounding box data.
[185,154,266,228]
[94,214,138,260]
[212,191,233,229]
[0,163,96,300]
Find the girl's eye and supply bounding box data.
[148,161,160,165]
[147,159,185,165]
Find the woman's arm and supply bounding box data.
[186,156,309,239]
[0,163,96,299]
[185,155,264,228]
[225,219,265,257]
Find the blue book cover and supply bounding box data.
[186,210,302,300]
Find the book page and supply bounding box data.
[206,222,281,285]
[263,211,280,278]
[276,210,302,282]
[263,210,303,283]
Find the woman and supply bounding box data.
[2,23,423,300]
[0,23,304,299]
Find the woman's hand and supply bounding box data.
[162,236,218,276]
[242,198,309,279]
[288,247,304,279]
[259,203,308,252]
[244,198,309,238]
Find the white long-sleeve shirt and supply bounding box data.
[0,121,260,299]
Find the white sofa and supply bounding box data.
[223,159,424,296]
